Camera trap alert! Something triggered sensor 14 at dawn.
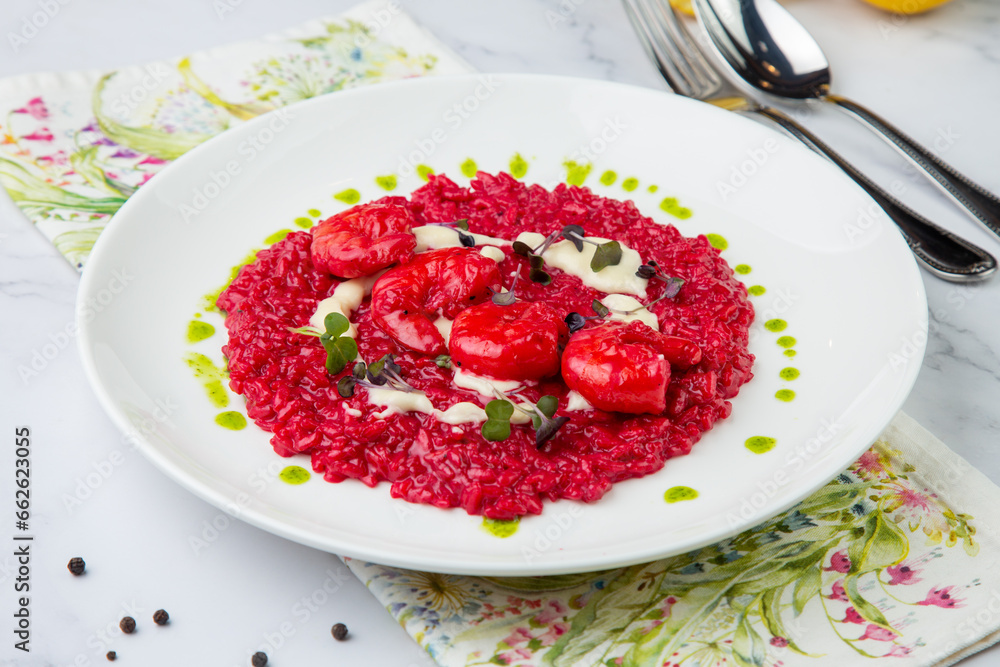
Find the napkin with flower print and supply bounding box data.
[0,1,472,270]
[346,412,1000,667]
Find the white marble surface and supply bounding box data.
[1,0,1000,664]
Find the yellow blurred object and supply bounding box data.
[857,0,954,13]
[670,0,695,16]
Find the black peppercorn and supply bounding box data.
[331,622,349,641]
[106,651,116,661]
[119,617,136,634]
[68,557,86,576]
[152,609,169,625]
[251,651,268,667]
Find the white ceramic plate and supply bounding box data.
[78,74,927,575]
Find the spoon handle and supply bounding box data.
[825,95,1000,240]
[752,105,997,283]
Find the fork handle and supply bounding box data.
[752,105,996,283]
[824,95,1000,240]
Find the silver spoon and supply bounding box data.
[694,0,1000,242]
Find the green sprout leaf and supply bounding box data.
[591,299,610,318]
[512,241,533,257]
[531,395,559,428]
[434,355,452,369]
[366,355,387,383]
[337,376,356,398]
[455,218,469,231]
[485,399,515,421]
[529,267,552,285]
[528,253,545,270]
[561,225,586,251]
[590,241,622,272]
[482,419,511,441]
[482,399,515,441]
[323,336,358,375]
[323,312,350,338]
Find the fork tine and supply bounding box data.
[623,0,723,100]
[623,0,694,96]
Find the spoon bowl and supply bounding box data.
[695,0,829,98]
[694,0,1000,243]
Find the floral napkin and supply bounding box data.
[346,412,1000,667]
[4,5,1000,667]
[0,0,472,270]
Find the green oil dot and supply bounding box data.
[294,216,313,229]
[748,285,766,296]
[775,389,796,402]
[735,264,752,275]
[194,312,202,318]
[202,248,260,313]
[660,197,692,219]
[745,436,777,454]
[279,465,311,485]
[622,177,639,192]
[509,153,528,179]
[706,234,728,251]
[776,336,796,348]
[664,486,699,503]
[779,367,800,381]
[375,175,397,191]
[784,349,797,358]
[764,319,787,333]
[460,158,478,178]
[600,170,617,186]
[215,411,247,430]
[333,188,361,205]
[482,517,519,538]
[647,184,659,193]
[187,320,215,343]
[564,160,592,186]
[307,208,322,217]
[183,352,229,408]
[264,229,292,245]
[416,164,434,181]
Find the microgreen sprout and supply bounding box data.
[564,299,612,334]
[636,262,685,305]
[636,263,684,298]
[490,266,521,306]
[481,399,514,441]
[336,353,417,398]
[288,312,358,375]
[480,387,570,448]
[434,354,452,369]
[511,241,553,285]
[428,218,475,247]
[559,225,622,272]
[511,227,621,283]
[429,218,470,231]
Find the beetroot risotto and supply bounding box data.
[218,172,754,520]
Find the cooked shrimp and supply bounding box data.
[370,247,502,355]
[561,321,702,414]
[311,197,417,278]
[449,301,568,381]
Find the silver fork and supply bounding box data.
[622,0,997,283]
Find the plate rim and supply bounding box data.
[77,72,928,575]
